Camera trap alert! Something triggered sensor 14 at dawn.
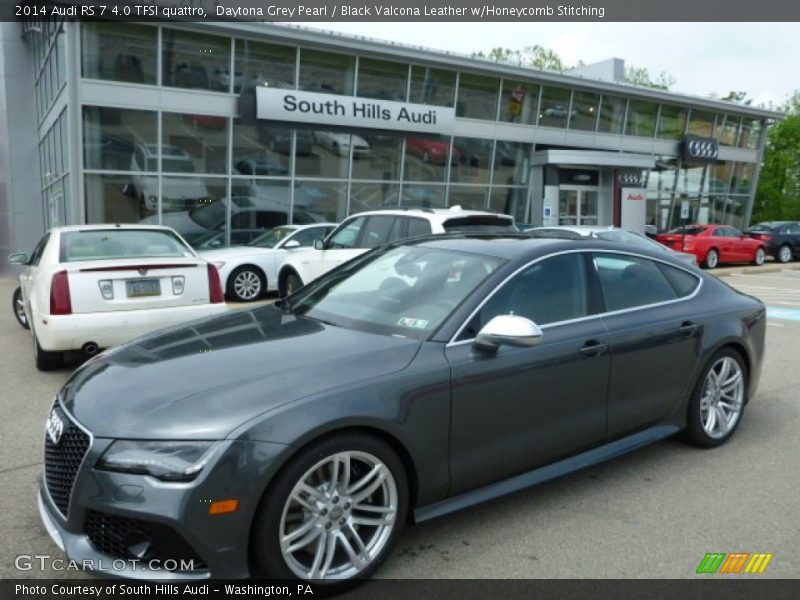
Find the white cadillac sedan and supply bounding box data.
[200,223,336,302]
[8,224,228,370]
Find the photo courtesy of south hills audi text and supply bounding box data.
[14,583,315,597]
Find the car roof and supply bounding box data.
[528,225,618,236]
[352,206,514,224]
[49,224,179,234]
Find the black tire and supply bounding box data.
[226,265,266,302]
[752,246,766,266]
[33,332,63,371]
[251,433,408,589]
[12,287,29,330]
[280,271,304,299]
[703,248,719,269]
[684,348,748,448]
[777,244,793,263]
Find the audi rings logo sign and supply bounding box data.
[618,172,643,187]
[46,410,65,445]
[683,135,719,163]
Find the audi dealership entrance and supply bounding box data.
[0,19,782,272]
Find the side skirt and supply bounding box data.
[413,424,681,523]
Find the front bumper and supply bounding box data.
[36,303,228,352]
[38,434,289,579]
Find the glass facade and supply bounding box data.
[52,22,769,246]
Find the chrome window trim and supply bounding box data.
[446,248,703,348]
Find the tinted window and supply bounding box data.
[528,228,583,240]
[595,230,667,253]
[463,253,589,338]
[595,255,677,311]
[443,216,516,233]
[360,216,397,249]
[406,218,432,238]
[669,226,707,236]
[787,223,800,234]
[328,217,366,249]
[748,222,778,233]
[61,230,191,262]
[658,263,700,298]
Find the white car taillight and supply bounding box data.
[98,279,114,300]
[172,275,185,295]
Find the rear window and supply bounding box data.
[442,216,517,233]
[748,222,779,232]
[667,226,707,236]
[60,230,193,262]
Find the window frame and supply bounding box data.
[447,249,703,346]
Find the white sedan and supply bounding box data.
[8,224,228,370]
[200,223,337,302]
[313,131,371,157]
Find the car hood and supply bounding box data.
[199,246,273,260]
[60,305,421,440]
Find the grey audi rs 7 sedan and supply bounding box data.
[39,234,765,587]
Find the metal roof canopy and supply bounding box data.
[531,150,656,169]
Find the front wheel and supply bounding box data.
[684,349,747,447]
[227,266,265,302]
[703,248,719,269]
[778,244,793,263]
[251,434,408,588]
[12,287,29,329]
[752,247,766,266]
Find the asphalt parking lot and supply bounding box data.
[0,269,798,580]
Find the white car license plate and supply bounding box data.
[126,279,161,298]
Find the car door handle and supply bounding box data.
[678,321,699,336]
[579,340,608,358]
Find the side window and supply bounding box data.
[460,253,589,340]
[360,216,396,249]
[328,217,367,249]
[711,228,724,237]
[30,233,51,266]
[595,254,677,311]
[788,223,800,234]
[657,263,700,298]
[291,227,326,247]
[725,228,743,238]
[406,217,433,238]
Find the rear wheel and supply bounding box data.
[33,332,63,371]
[703,248,719,269]
[752,247,766,266]
[778,244,793,263]
[251,434,407,589]
[684,349,747,447]
[12,287,29,329]
[227,266,266,302]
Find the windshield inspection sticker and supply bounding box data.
[397,317,429,330]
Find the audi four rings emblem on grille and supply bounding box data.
[138,268,149,276]
[46,410,65,445]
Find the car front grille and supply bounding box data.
[44,404,90,518]
[84,510,208,571]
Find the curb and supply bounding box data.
[711,263,800,278]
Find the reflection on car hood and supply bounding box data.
[60,305,421,440]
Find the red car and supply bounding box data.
[406,137,460,165]
[656,224,766,269]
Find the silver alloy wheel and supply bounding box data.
[233,270,262,301]
[779,245,792,263]
[706,249,719,269]
[14,291,28,327]
[700,356,744,439]
[754,247,765,265]
[279,451,398,581]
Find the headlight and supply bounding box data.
[97,440,216,481]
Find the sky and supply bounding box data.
[299,22,799,108]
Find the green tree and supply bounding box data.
[752,96,800,223]
[623,65,676,90]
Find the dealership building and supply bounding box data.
[0,17,783,275]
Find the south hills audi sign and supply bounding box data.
[256,87,455,135]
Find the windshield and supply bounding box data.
[290,246,505,340]
[595,230,667,253]
[189,200,226,229]
[61,230,193,262]
[248,226,295,248]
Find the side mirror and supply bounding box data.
[8,252,28,265]
[474,315,543,353]
[313,239,325,250]
[283,240,300,249]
